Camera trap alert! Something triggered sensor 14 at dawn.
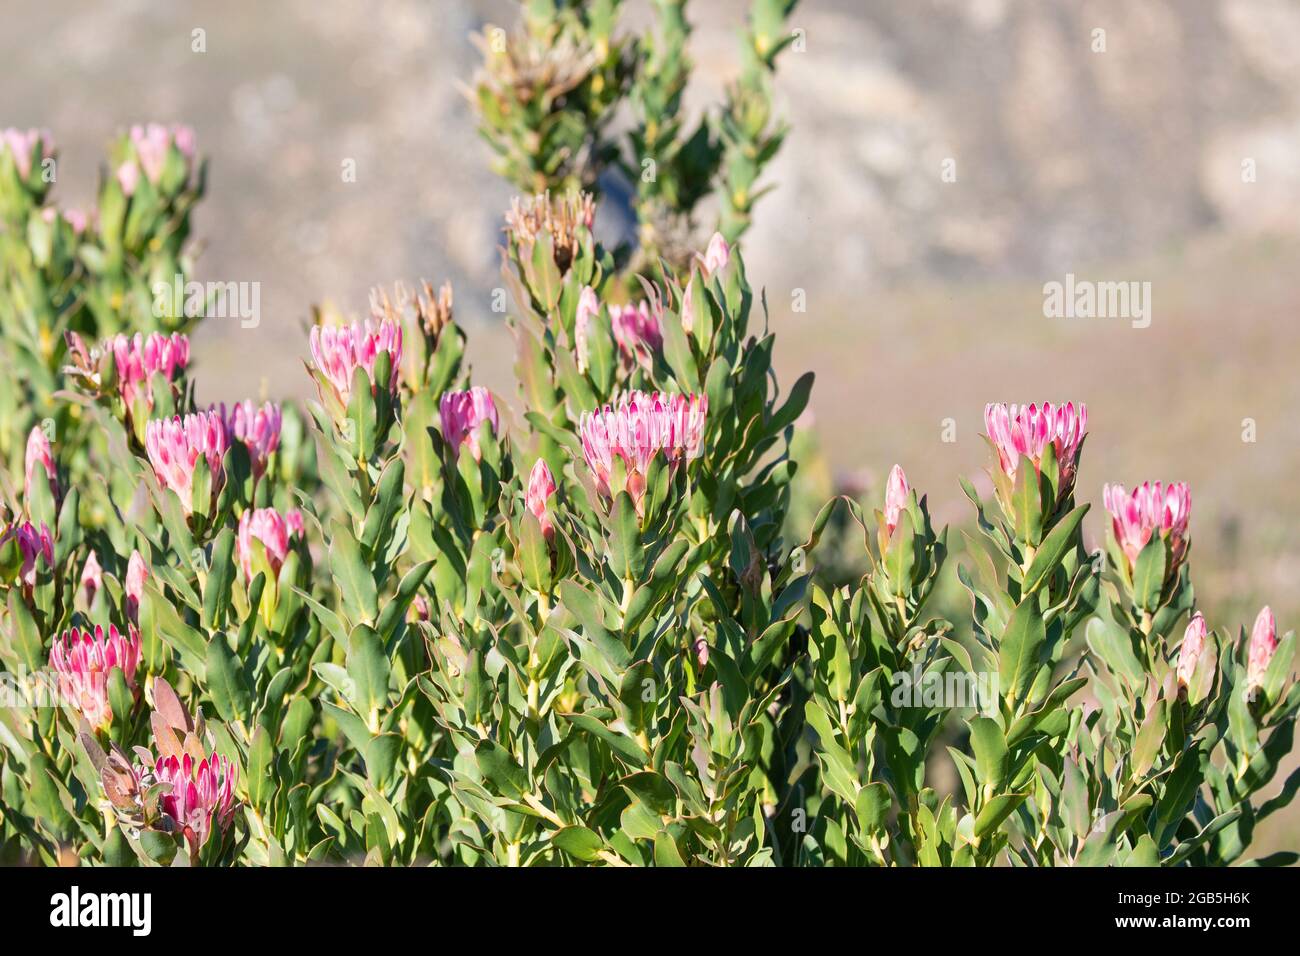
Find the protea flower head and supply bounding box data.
[984,402,1088,493]
[578,391,708,513]
[526,459,557,540]
[125,123,196,187]
[144,411,228,515]
[439,387,499,462]
[24,424,56,504]
[1246,606,1278,696]
[237,507,305,583]
[610,300,663,368]
[574,286,599,374]
[216,400,281,478]
[504,190,595,275]
[1102,481,1191,575]
[109,331,190,413]
[80,551,103,606]
[125,550,150,622]
[308,319,402,409]
[1,520,53,587]
[884,464,909,536]
[48,624,142,731]
[153,751,238,854]
[1176,612,1209,690]
[701,232,730,276]
[1,127,52,180]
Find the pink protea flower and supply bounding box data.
[884,464,909,536]
[2,520,54,587]
[1102,481,1191,574]
[578,391,708,512]
[109,331,190,413]
[116,160,140,197]
[308,319,403,408]
[574,286,599,374]
[1176,612,1208,690]
[1246,606,1278,696]
[701,232,730,276]
[236,507,305,583]
[153,751,238,853]
[439,386,499,462]
[24,425,56,504]
[125,550,150,622]
[610,300,663,367]
[144,412,228,515]
[984,402,1088,491]
[48,625,142,731]
[41,205,91,234]
[80,552,104,606]
[526,459,557,540]
[216,400,281,477]
[1,127,52,179]
[127,123,195,186]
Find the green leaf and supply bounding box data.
[1131,535,1167,613]
[346,625,390,721]
[998,598,1046,707]
[205,632,251,723]
[330,521,379,625]
[1022,504,1089,595]
[552,825,603,862]
[968,717,1008,791]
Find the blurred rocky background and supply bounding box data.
[2,0,1298,847]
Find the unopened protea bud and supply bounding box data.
[578,391,708,513]
[1246,606,1278,696]
[610,300,663,369]
[216,400,281,478]
[109,331,190,414]
[884,464,909,537]
[144,411,228,516]
[527,459,557,540]
[48,624,142,731]
[1176,612,1208,690]
[984,402,1088,494]
[1102,481,1191,576]
[1,520,54,587]
[24,425,56,504]
[701,231,730,276]
[154,751,238,854]
[439,387,499,462]
[119,123,195,193]
[80,552,103,606]
[308,319,403,408]
[125,550,149,622]
[1,127,53,181]
[237,507,305,583]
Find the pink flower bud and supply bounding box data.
[575,286,599,374]
[237,507,304,583]
[128,123,195,186]
[578,391,708,513]
[610,300,663,367]
[680,277,696,334]
[80,551,103,606]
[527,459,557,540]
[109,332,190,413]
[984,402,1088,492]
[24,425,56,504]
[116,160,139,197]
[1246,606,1278,694]
[701,232,730,276]
[216,400,281,478]
[1101,481,1191,574]
[884,464,909,536]
[2,127,52,180]
[154,751,238,853]
[144,411,228,515]
[125,550,150,622]
[439,386,499,461]
[308,319,402,408]
[693,636,710,668]
[48,624,142,731]
[1176,612,1208,689]
[2,520,53,587]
